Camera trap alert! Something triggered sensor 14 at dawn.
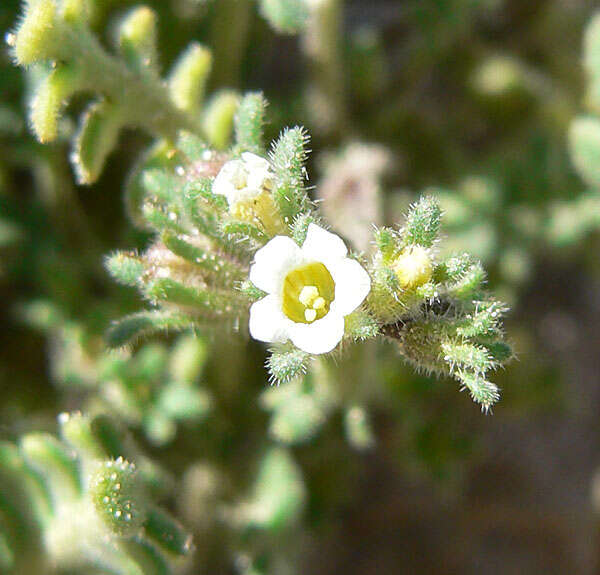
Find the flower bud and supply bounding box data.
[392,245,433,290]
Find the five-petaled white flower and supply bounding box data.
[248,224,371,354]
[212,152,273,205]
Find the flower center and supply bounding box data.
[282,262,335,324]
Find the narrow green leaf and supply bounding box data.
[267,346,309,385]
[30,64,80,143]
[144,507,193,556]
[73,100,123,184]
[259,0,309,34]
[20,433,82,499]
[89,458,146,537]
[169,43,212,114]
[105,252,145,287]
[234,92,268,154]
[118,6,159,73]
[402,195,441,248]
[270,127,311,223]
[106,311,196,348]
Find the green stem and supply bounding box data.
[55,22,202,138]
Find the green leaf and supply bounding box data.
[106,311,196,348]
[259,0,309,34]
[105,252,145,287]
[444,255,486,299]
[584,13,600,80]
[13,0,59,66]
[202,91,239,150]
[267,346,309,385]
[117,6,159,73]
[569,116,600,188]
[142,203,187,234]
[121,538,171,575]
[246,448,306,531]
[59,412,106,460]
[125,140,179,228]
[20,433,82,499]
[234,92,268,154]
[270,127,311,223]
[269,394,325,445]
[456,370,500,412]
[169,43,213,114]
[176,131,209,161]
[344,309,380,341]
[73,100,123,184]
[89,458,147,537]
[481,341,513,363]
[144,507,193,556]
[142,169,183,205]
[402,195,441,248]
[441,340,493,373]
[455,301,506,338]
[289,212,317,245]
[344,406,375,451]
[161,231,244,281]
[183,178,228,213]
[145,278,231,311]
[221,220,269,244]
[30,64,80,143]
[374,227,398,261]
[158,383,211,420]
[169,335,208,383]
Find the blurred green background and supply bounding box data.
[2,0,600,573]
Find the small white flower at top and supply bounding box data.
[248,224,371,355]
[212,152,284,234]
[212,152,274,205]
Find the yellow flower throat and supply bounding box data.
[282,262,335,324]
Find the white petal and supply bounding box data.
[212,159,248,204]
[301,224,348,263]
[288,312,345,354]
[212,168,236,200]
[246,172,271,191]
[329,258,371,316]
[249,295,290,343]
[249,236,305,294]
[241,152,271,171]
[243,154,273,191]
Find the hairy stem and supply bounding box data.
[54,21,202,138]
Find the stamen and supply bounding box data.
[299,285,319,307]
[312,297,326,310]
[304,309,317,322]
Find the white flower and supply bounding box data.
[212,152,274,205]
[248,224,371,354]
[212,152,285,235]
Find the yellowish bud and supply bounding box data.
[392,245,433,290]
